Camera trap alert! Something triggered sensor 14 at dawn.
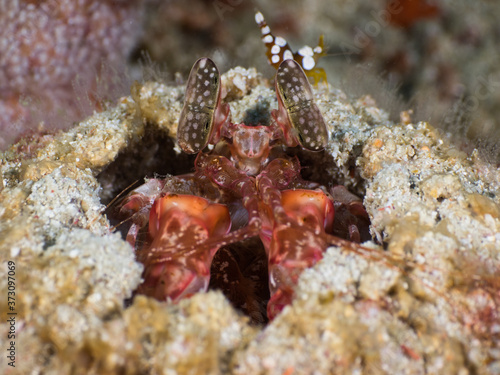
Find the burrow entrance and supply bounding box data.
[97,121,371,324]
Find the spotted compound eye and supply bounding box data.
[178,57,221,154]
[275,59,328,151]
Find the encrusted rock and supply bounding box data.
[0,66,499,374]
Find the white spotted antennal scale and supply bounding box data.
[177,57,229,153]
[274,59,328,151]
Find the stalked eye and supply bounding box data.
[275,59,328,151]
[177,57,221,154]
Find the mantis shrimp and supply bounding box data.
[118,57,370,320]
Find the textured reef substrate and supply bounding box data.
[1,66,499,374]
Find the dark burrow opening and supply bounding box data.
[97,124,196,206]
[98,123,372,325]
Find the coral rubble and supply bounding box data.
[1,66,499,374]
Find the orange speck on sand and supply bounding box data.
[373,138,384,148]
[401,344,421,360]
[400,110,413,125]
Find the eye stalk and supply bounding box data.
[178,57,328,159]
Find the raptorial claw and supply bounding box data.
[265,189,334,319]
[136,194,231,302]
